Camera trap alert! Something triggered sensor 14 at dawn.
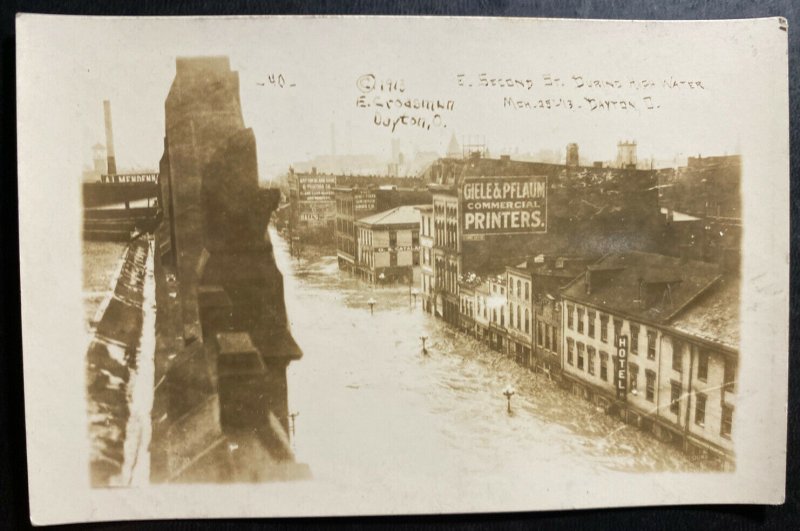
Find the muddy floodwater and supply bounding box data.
[276,230,709,508]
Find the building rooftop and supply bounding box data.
[561,251,721,324]
[418,155,654,188]
[670,275,740,351]
[356,205,426,227]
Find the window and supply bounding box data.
[695,393,707,426]
[670,381,681,416]
[577,308,584,334]
[645,370,656,402]
[630,324,639,354]
[567,305,574,329]
[613,318,622,345]
[509,303,515,328]
[698,351,709,381]
[389,231,397,247]
[412,231,419,247]
[577,343,585,370]
[516,306,521,330]
[524,309,530,334]
[588,311,596,338]
[629,363,639,391]
[492,309,497,323]
[587,347,596,375]
[517,280,521,298]
[525,282,529,300]
[647,330,657,360]
[537,321,544,347]
[567,339,574,365]
[672,339,683,372]
[724,359,736,392]
[600,352,608,381]
[600,314,608,342]
[500,310,504,327]
[546,325,553,351]
[721,405,733,437]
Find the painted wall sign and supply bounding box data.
[460,175,547,235]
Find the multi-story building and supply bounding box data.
[505,264,533,366]
[669,275,739,468]
[419,153,662,329]
[334,178,430,274]
[355,205,424,284]
[485,274,509,352]
[417,205,435,313]
[458,283,476,335]
[505,255,595,375]
[430,187,461,323]
[473,278,492,343]
[286,168,336,242]
[560,251,737,469]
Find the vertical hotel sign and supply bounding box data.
[616,335,628,400]
[460,175,547,239]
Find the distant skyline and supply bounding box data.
[65,17,747,181]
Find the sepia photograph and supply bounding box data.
[15,14,789,524]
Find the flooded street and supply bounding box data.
[276,230,707,505]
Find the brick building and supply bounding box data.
[419,153,662,327]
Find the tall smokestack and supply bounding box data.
[103,100,117,175]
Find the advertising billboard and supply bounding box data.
[460,176,547,237]
[354,190,377,212]
[299,174,335,202]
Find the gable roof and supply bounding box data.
[670,275,740,351]
[561,251,721,324]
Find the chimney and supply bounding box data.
[500,154,511,162]
[637,278,645,309]
[216,332,269,432]
[584,269,592,294]
[311,166,317,175]
[103,100,117,175]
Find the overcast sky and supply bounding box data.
[24,16,755,180]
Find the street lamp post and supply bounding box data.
[503,385,516,414]
[420,335,428,355]
[367,297,376,315]
[288,411,299,444]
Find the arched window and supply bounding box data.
[517,280,521,297]
[516,306,521,330]
[524,309,530,333]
